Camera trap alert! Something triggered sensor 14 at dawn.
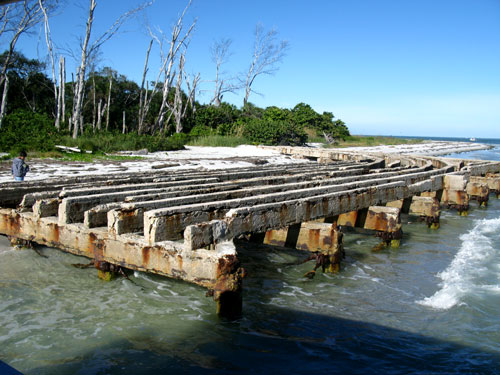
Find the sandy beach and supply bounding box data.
[0,141,492,183]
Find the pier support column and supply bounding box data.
[264,222,345,274]
[295,222,344,273]
[467,180,490,207]
[94,261,119,281]
[212,255,245,320]
[441,175,470,216]
[386,198,411,213]
[364,206,402,248]
[485,173,500,198]
[263,223,301,248]
[409,196,441,229]
[337,210,358,227]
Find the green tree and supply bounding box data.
[290,102,320,128]
[242,118,307,146]
[262,106,290,122]
[317,111,350,140]
[0,51,55,116]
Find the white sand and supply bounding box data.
[0,141,491,183]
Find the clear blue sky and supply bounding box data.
[13,0,500,138]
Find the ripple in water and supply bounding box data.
[417,216,500,309]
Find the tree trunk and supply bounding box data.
[59,56,66,126]
[122,111,126,134]
[97,99,103,131]
[0,76,9,129]
[138,38,153,135]
[71,0,96,139]
[91,75,96,132]
[105,74,112,131]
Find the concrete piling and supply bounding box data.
[364,206,402,248]
[409,196,441,229]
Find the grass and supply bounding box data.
[187,135,251,147]
[323,135,424,148]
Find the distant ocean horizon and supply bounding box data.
[369,135,500,145]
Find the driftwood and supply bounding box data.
[55,145,92,154]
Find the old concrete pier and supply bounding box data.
[1,146,500,318]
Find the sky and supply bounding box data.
[8,0,500,138]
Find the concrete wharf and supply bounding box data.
[1,146,500,318]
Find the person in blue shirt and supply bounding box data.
[11,150,29,181]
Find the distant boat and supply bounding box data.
[469,137,476,142]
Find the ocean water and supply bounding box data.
[2,140,500,374]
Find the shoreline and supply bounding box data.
[0,141,494,183]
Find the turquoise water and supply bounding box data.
[2,143,500,374]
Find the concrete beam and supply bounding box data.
[182,180,432,250]
[0,208,236,289]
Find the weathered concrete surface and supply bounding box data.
[3,146,500,317]
[409,196,441,228]
[0,208,235,289]
[364,206,401,233]
[184,179,437,250]
[145,171,447,245]
[337,210,358,227]
[466,181,490,206]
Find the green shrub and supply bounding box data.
[242,118,307,146]
[0,109,60,153]
[189,125,214,138]
[193,103,239,130]
[216,122,238,136]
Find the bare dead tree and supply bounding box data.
[71,0,152,138]
[38,0,63,129]
[59,56,65,123]
[96,98,105,130]
[209,38,239,107]
[0,75,8,125]
[185,69,200,118]
[168,51,200,134]
[91,74,96,131]
[105,72,112,130]
[137,38,153,134]
[122,110,126,134]
[70,0,95,138]
[137,13,194,133]
[243,23,289,107]
[68,71,75,132]
[151,0,196,133]
[0,0,47,128]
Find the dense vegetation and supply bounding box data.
[0,51,350,156]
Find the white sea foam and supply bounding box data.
[417,217,500,309]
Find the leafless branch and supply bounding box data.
[243,23,289,106]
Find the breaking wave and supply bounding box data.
[417,217,500,309]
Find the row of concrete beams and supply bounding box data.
[31,162,372,222]
[20,158,382,221]
[14,160,473,251]
[3,161,352,207]
[2,151,500,318]
[106,165,437,236]
[148,168,451,247]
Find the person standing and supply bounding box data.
[11,151,29,181]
